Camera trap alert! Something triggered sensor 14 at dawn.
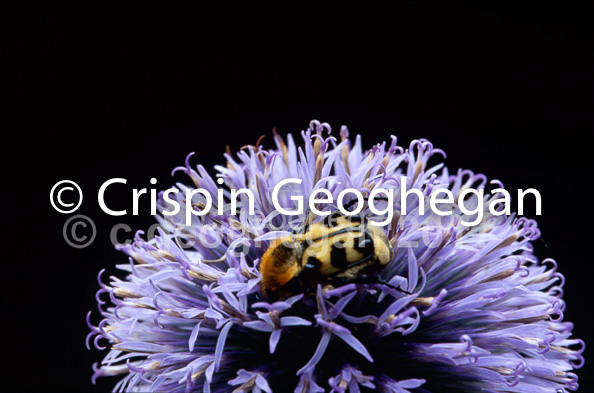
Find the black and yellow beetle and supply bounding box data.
[259,209,393,298]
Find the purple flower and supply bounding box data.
[229,369,273,393]
[245,295,311,354]
[329,366,375,392]
[88,120,584,392]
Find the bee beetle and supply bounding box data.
[259,210,393,298]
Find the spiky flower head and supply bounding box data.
[88,120,584,392]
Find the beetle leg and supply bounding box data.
[377,279,412,295]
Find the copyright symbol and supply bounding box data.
[63,215,96,249]
[50,180,83,214]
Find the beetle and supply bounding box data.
[259,208,393,298]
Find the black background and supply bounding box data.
[4,3,593,392]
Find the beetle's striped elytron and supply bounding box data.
[259,211,393,297]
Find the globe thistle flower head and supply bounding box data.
[88,120,584,392]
